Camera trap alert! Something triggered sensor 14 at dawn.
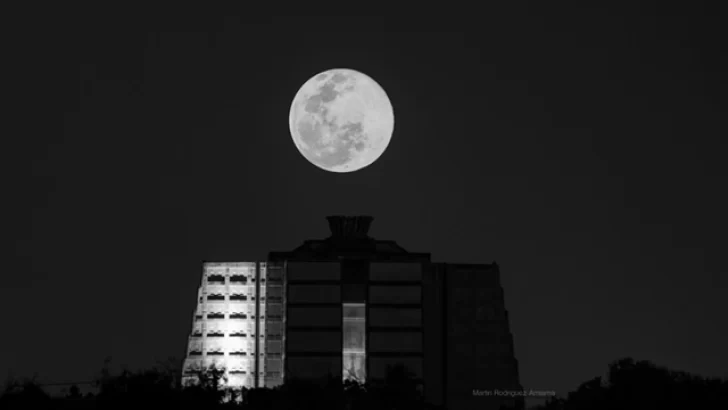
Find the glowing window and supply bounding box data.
[343,303,366,383]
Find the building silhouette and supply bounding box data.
[182,216,522,409]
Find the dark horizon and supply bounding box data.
[7,5,728,404]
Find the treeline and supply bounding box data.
[532,358,728,410]
[1,357,726,409]
[0,360,437,410]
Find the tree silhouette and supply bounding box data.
[66,384,82,399]
[536,396,566,410]
[532,357,728,410]
[0,362,434,409]
[180,363,231,407]
[14,357,722,409]
[0,376,52,410]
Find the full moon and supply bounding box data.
[289,68,394,172]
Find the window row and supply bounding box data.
[286,285,421,304]
[284,308,420,328]
[286,356,423,380]
[188,351,267,356]
[184,366,260,373]
[207,275,268,284]
[202,295,267,301]
[196,313,274,320]
[284,262,422,282]
[191,332,255,338]
[189,332,282,339]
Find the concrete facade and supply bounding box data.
[181,262,285,389]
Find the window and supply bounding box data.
[207,274,225,284]
[369,286,420,304]
[288,285,341,303]
[343,303,366,383]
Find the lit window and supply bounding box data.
[343,303,366,383]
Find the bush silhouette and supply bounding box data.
[0,376,53,410]
[533,357,728,410]
[6,356,723,409]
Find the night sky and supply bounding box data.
[8,6,727,399]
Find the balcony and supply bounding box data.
[227,323,246,333]
[227,301,247,312]
[205,301,227,313]
[229,284,251,295]
[188,339,203,349]
[204,284,227,295]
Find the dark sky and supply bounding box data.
[7,5,727,398]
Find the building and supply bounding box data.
[181,262,284,389]
[182,216,522,409]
